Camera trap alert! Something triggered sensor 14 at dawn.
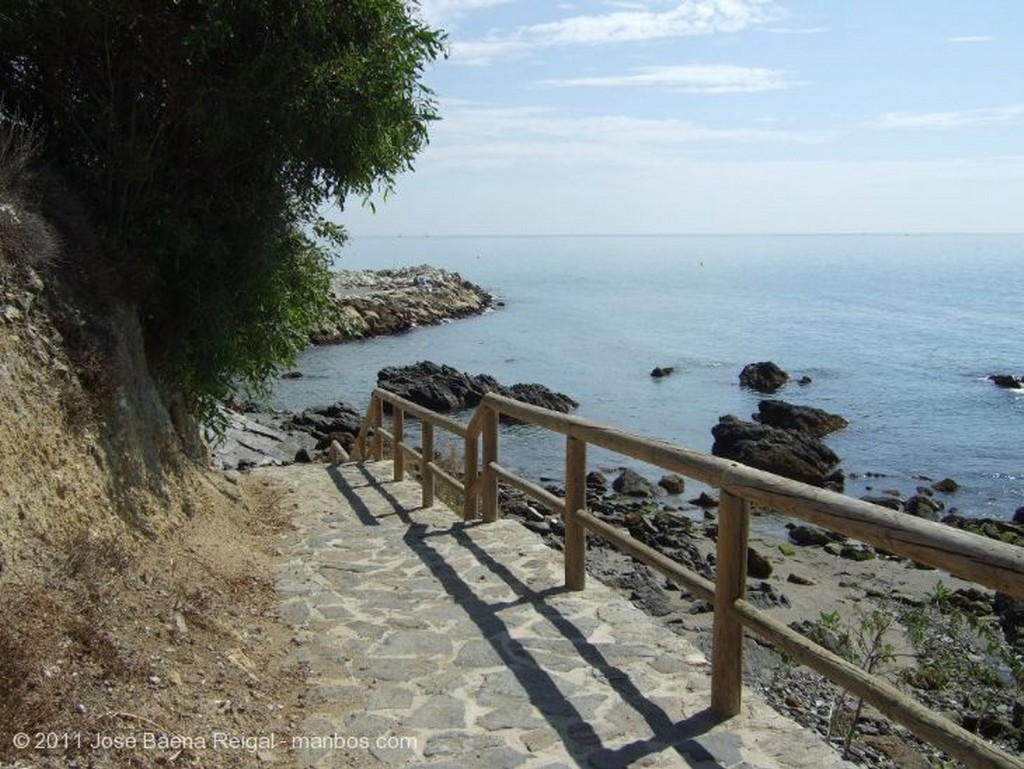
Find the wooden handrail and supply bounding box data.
[355,387,1024,768]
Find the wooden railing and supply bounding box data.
[354,387,1024,769]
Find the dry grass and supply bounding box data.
[0,109,59,268]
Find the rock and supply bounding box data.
[650,366,675,378]
[376,361,578,417]
[739,361,790,393]
[1015,507,1024,525]
[294,448,312,463]
[989,374,1022,389]
[797,375,813,386]
[994,592,1024,647]
[788,525,831,547]
[287,401,363,449]
[586,471,607,492]
[787,572,814,586]
[747,547,773,579]
[860,495,904,511]
[753,399,848,437]
[747,581,789,609]
[839,544,876,561]
[932,477,959,493]
[690,491,719,508]
[281,370,303,379]
[658,474,685,495]
[711,415,843,489]
[612,468,660,498]
[312,266,493,343]
[905,494,944,521]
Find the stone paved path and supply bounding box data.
[265,461,854,768]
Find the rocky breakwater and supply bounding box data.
[376,360,578,420]
[311,265,493,343]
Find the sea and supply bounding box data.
[274,234,1024,522]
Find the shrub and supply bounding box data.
[0,1,445,421]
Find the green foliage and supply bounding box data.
[0,0,445,419]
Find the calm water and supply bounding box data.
[275,235,1024,520]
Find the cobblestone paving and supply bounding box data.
[265,461,854,768]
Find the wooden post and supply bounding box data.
[393,407,405,481]
[481,405,499,523]
[421,421,434,508]
[371,396,384,461]
[711,489,750,718]
[463,433,478,520]
[564,435,586,591]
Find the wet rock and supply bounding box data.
[1015,507,1024,525]
[586,471,607,492]
[658,474,685,495]
[861,495,904,511]
[905,494,944,521]
[747,547,773,579]
[711,415,843,489]
[650,366,675,378]
[989,374,1022,389]
[612,469,660,498]
[788,524,836,547]
[376,361,578,418]
[753,400,848,438]
[690,491,719,508]
[932,477,959,493]
[739,361,790,393]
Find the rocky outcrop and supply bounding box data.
[376,361,578,418]
[612,468,661,498]
[988,374,1022,389]
[753,400,848,438]
[312,265,493,343]
[286,401,364,452]
[711,415,843,489]
[739,361,789,393]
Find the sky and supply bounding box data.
[338,1,1024,235]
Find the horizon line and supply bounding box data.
[347,231,1024,238]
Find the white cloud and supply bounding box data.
[541,64,800,93]
[945,35,993,44]
[449,0,786,62]
[417,0,513,25]
[864,105,1024,130]
[427,101,835,170]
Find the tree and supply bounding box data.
[0,0,445,420]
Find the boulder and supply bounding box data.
[658,474,686,495]
[905,494,944,521]
[747,547,773,579]
[711,415,843,489]
[1014,507,1024,525]
[788,524,832,547]
[690,491,719,508]
[739,361,789,393]
[612,469,660,498]
[650,366,675,378]
[376,361,578,417]
[286,401,363,449]
[586,470,607,492]
[753,400,848,437]
[989,374,1022,389]
[931,477,959,493]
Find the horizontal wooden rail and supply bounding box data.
[482,393,1024,599]
[731,599,1024,769]
[428,462,465,496]
[576,509,714,601]
[490,462,566,516]
[373,387,469,438]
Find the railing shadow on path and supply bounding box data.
[324,462,728,769]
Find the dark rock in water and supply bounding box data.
[905,494,944,521]
[612,468,660,498]
[1015,507,1024,525]
[658,474,685,495]
[711,415,842,489]
[861,495,904,511]
[753,399,848,437]
[739,361,790,393]
[281,370,303,379]
[650,366,676,378]
[376,361,578,418]
[747,547,773,579]
[798,375,813,386]
[989,374,1023,389]
[932,477,960,493]
[690,491,719,508]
